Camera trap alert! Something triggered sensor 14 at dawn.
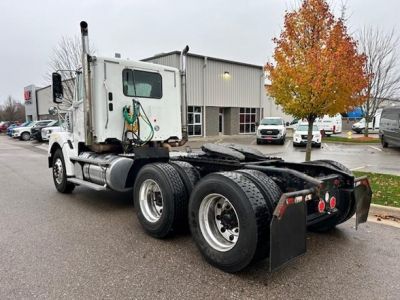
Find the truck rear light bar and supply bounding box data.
[274,189,315,220]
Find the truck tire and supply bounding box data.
[236,169,282,210]
[189,172,272,273]
[52,148,75,193]
[381,136,388,148]
[316,160,352,175]
[21,132,30,141]
[134,163,187,238]
[170,161,200,196]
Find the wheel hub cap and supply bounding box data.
[199,193,240,252]
[139,179,163,223]
[53,158,63,184]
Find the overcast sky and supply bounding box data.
[0,0,399,104]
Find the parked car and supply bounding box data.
[0,121,11,133]
[352,109,382,134]
[6,123,17,136]
[8,121,30,137]
[12,120,54,141]
[31,120,59,142]
[379,106,400,148]
[315,113,342,136]
[256,117,286,145]
[41,123,64,141]
[293,123,322,148]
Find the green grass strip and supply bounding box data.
[354,171,400,208]
[323,136,380,144]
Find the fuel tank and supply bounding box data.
[76,152,134,191]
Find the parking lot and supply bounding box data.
[1,135,400,299]
[183,135,400,175]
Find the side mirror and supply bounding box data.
[48,106,58,116]
[255,122,259,127]
[285,122,289,126]
[52,72,63,103]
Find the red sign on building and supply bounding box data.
[24,90,32,101]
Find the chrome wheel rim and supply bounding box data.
[199,193,240,252]
[53,158,64,185]
[139,179,163,223]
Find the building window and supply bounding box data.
[239,108,256,134]
[188,106,202,136]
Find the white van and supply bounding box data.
[352,109,382,134]
[315,114,342,136]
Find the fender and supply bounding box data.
[48,131,77,176]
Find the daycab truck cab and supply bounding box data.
[47,21,372,274]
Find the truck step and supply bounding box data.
[67,178,107,191]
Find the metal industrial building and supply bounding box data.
[143,51,288,137]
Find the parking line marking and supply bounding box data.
[285,140,291,149]
[369,146,382,152]
[324,143,329,148]
[251,139,256,145]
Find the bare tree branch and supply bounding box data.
[0,96,25,122]
[358,26,400,136]
[45,36,94,111]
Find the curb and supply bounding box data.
[369,204,400,219]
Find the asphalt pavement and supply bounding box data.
[185,135,400,175]
[1,136,400,299]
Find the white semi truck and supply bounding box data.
[48,21,372,273]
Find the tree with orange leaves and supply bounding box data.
[265,0,369,161]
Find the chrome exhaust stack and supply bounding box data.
[80,21,93,145]
[179,45,189,146]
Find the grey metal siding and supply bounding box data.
[205,60,262,108]
[144,53,180,69]
[186,56,204,106]
[145,54,264,108]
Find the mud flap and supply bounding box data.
[354,177,372,229]
[269,191,310,272]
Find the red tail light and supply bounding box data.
[318,199,326,213]
[329,196,337,209]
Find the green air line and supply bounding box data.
[123,105,139,125]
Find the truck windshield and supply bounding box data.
[122,69,162,99]
[260,119,283,125]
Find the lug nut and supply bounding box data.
[234,228,239,233]
[216,215,221,220]
[229,235,234,241]
[221,227,226,233]
[217,203,222,209]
